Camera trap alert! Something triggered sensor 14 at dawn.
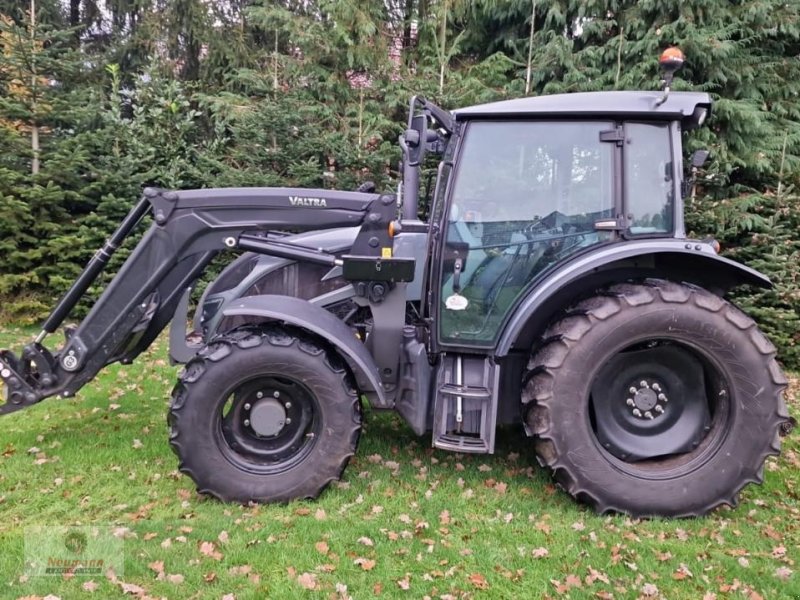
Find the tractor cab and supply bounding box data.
[425,90,711,349]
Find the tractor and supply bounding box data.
[0,50,791,517]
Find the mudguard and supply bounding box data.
[221,295,390,409]
[495,239,771,356]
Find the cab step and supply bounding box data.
[432,354,499,454]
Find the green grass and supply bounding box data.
[0,325,798,600]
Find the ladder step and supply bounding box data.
[433,433,489,453]
[437,383,491,400]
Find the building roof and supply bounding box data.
[453,91,712,128]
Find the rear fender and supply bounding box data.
[220,295,389,409]
[496,240,771,356]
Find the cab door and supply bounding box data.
[431,119,618,350]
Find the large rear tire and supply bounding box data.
[168,326,361,503]
[522,280,789,517]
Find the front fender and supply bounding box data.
[221,295,389,409]
[496,239,771,356]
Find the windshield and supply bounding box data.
[439,120,616,345]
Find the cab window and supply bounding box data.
[439,120,615,345]
[625,123,674,234]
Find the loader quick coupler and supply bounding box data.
[0,349,44,414]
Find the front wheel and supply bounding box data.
[168,326,361,503]
[523,280,789,517]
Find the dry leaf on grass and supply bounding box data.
[297,572,318,590]
[199,540,223,560]
[354,557,376,571]
[468,573,489,590]
[315,541,329,555]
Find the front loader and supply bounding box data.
[1,50,792,517]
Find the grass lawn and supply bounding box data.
[0,324,798,600]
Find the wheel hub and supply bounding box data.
[248,398,287,437]
[625,380,668,419]
[591,345,711,461]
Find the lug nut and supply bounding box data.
[632,408,642,418]
[256,391,264,399]
[244,419,250,426]
[655,405,664,414]
[285,402,292,409]
[644,411,654,419]
[626,398,635,407]
[629,386,637,394]
[273,391,280,398]
[658,393,667,402]
[285,418,292,424]
[652,383,661,392]
[244,403,251,410]
[639,380,649,388]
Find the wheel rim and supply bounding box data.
[215,375,321,474]
[590,339,730,472]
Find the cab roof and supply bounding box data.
[453,91,711,129]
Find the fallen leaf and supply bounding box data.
[357,536,374,547]
[586,567,609,585]
[772,546,786,559]
[354,557,376,571]
[673,564,693,580]
[148,561,164,575]
[132,439,143,449]
[166,573,184,584]
[221,594,236,600]
[297,572,318,590]
[397,576,411,590]
[468,573,489,590]
[532,547,549,558]
[315,541,329,555]
[641,583,659,597]
[82,581,98,592]
[119,582,145,595]
[218,531,229,544]
[775,566,793,581]
[199,541,223,560]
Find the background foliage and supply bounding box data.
[0,0,799,365]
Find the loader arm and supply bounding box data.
[0,186,403,414]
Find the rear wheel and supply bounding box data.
[523,280,789,517]
[168,326,361,503]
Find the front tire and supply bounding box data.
[168,326,361,503]
[523,280,789,517]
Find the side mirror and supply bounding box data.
[691,150,710,168]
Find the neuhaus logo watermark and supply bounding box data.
[25,526,123,577]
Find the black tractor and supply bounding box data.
[0,51,791,517]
